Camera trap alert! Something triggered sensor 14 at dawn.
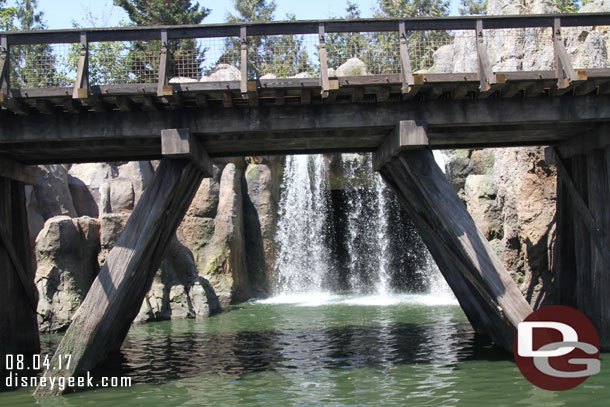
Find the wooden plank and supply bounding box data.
[141,95,159,111]
[222,91,233,107]
[72,32,89,99]
[398,21,414,95]
[246,80,258,106]
[375,86,390,102]
[476,19,496,91]
[195,93,208,108]
[377,147,533,351]
[115,95,136,111]
[300,89,311,104]
[35,99,56,114]
[573,80,598,96]
[0,157,36,184]
[34,156,208,396]
[62,98,82,113]
[351,87,364,103]
[0,97,31,115]
[274,89,285,106]
[161,128,213,176]
[319,23,330,98]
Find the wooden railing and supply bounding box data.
[0,13,609,102]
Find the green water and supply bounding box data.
[2,293,609,406]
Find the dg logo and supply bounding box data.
[514,305,600,391]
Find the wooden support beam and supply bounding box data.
[247,80,258,106]
[141,95,159,111]
[476,19,496,91]
[319,23,330,98]
[72,32,89,99]
[84,94,110,112]
[36,99,57,114]
[553,18,579,89]
[195,93,208,108]
[452,84,470,100]
[222,91,233,107]
[300,89,311,104]
[375,133,533,351]
[554,124,610,160]
[0,157,36,184]
[115,95,136,112]
[375,85,391,102]
[425,85,443,100]
[274,89,285,106]
[351,86,364,103]
[0,35,9,102]
[0,178,40,361]
[161,128,213,176]
[240,26,248,97]
[373,120,428,171]
[35,151,210,396]
[398,21,414,95]
[157,29,172,97]
[62,98,82,113]
[401,74,424,100]
[573,80,598,96]
[0,97,31,115]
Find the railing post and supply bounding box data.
[73,32,89,99]
[319,23,330,98]
[476,19,496,91]
[399,21,414,94]
[0,34,10,102]
[240,25,248,96]
[157,29,172,97]
[553,17,580,89]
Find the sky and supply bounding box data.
[6,0,462,30]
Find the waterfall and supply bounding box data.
[273,155,334,293]
[273,152,453,299]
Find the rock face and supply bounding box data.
[336,57,369,76]
[432,0,609,307]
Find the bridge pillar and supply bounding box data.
[374,120,533,352]
[35,129,212,396]
[550,125,610,351]
[0,170,40,379]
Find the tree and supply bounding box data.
[9,0,68,88]
[0,0,16,31]
[113,0,210,81]
[325,2,374,71]
[554,0,580,13]
[458,0,487,15]
[220,0,311,78]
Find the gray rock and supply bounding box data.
[202,64,241,81]
[259,73,277,79]
[169,77,198,83]
[33,165,77,220]
[336,57,368,76]
[35,216,100,333]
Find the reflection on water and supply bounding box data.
[2,293,609,407]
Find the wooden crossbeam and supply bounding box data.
[0,35,9,101]
[72,32,89,99]
[398,21,414,95]
[553,18,579,89]
[157,29,172,97]
[0,157,36,184]
[161,128,213,176]
[319,23,330,98]
[476,20,496,91]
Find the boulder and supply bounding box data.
[33,165,77,220]
[259,73,277,79]
[35,216,100,333]
[202,64,241,81]
[198,163,250,307]
[336,57,368,76]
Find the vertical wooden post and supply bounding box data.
[73,32,89,99]
[0,34,10,102]
[319,23,330,99]
[476,20,496,91]
[374,121,533,352]
[553,17,580,89]
[35,131,212,396]
[0,175,40,371]
[157,29,172,97]
[399,21,414,94]
[240,25,248,96]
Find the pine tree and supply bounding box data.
[10,0,67,88]
[325,2,373,71]
[0,0,16,31]
[113,0,210,81]
[458,0,487,15]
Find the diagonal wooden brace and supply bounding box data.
[34,129,211,396]
[319,23,330,99]
[0,35,10,102]
[157,29,173,97]
[476,20,496,91]
[399,21,415,95]
[553,18,581,89]
[73,32,89,99]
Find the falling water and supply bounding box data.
[273,155,334,293]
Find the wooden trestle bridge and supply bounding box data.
[0,13,608,396]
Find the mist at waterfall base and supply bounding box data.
[267,153,455,306]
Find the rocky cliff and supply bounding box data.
[435,0,609,307]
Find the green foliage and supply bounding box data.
[114,0,210,81]
[9,0,69,88]
[220,0,312,78]
[555,0,580,13]
[458,0,487,15]
[0,0,17,31]
[325,2,372,70]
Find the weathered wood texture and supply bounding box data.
[34,156,208,396]
[553,127,610,351]
[0,177,39,367]
[376,142,533,352]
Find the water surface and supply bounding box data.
[2,293,609,406]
